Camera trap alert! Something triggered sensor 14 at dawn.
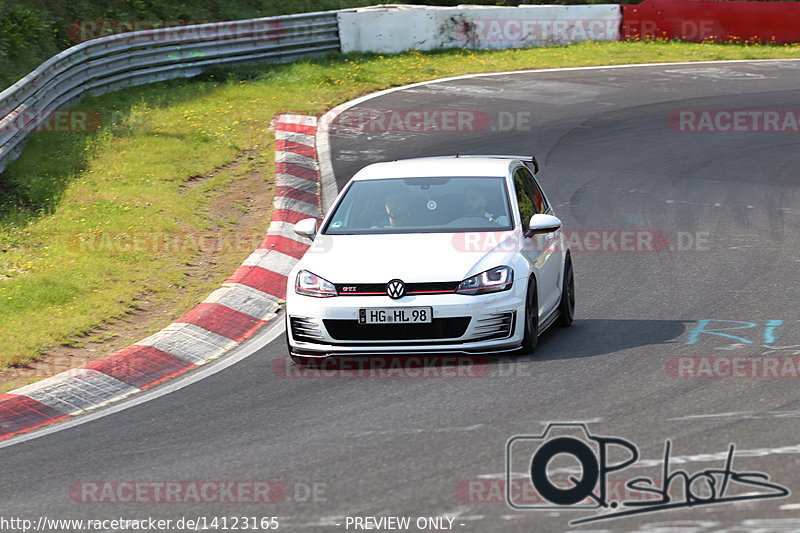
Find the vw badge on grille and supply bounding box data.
[387,279,405,299]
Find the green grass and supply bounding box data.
[1,40,800,370]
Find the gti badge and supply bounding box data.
[387,279,405,299]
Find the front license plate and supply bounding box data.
[359,307,433,325]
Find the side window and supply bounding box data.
[517,167,549,214]
[513,168,536,232]
[530,180,548,214]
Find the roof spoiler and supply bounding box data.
[400,154,539,174]
[455,154,539,174]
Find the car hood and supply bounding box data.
[298,231,517,284]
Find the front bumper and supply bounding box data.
[285,288,526,358]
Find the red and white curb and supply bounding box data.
[0,114,322,441]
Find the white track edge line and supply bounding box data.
[0,317,285,449]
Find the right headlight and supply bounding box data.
[295,270,337,298]
[456,266,514,295]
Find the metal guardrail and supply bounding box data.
[0,10,345,173]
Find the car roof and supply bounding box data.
[351,157,517,181]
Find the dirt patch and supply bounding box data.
[0,151,274,393]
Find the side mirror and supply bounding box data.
[528,214,562,235]
[294,218,318,239]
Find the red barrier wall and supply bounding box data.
[623,0,800,44]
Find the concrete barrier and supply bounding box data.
[338,5,622,54]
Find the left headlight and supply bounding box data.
[456,266,514,295]
[295,270,337,298]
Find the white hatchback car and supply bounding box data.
[285,156,574,365]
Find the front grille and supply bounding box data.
[472,312,515,341]
[334,281,460,296]
[290,316,325,343]
[323,317,471,341]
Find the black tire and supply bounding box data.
[519,276,539,354]
[556,253,575,327]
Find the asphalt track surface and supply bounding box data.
[2,60,800,532]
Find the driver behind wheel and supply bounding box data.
[463,187,509,226]
[383,192,413,227]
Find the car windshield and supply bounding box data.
[323,176,513,235]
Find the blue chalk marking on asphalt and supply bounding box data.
[764,320,784,343]
[685,319,757,345]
